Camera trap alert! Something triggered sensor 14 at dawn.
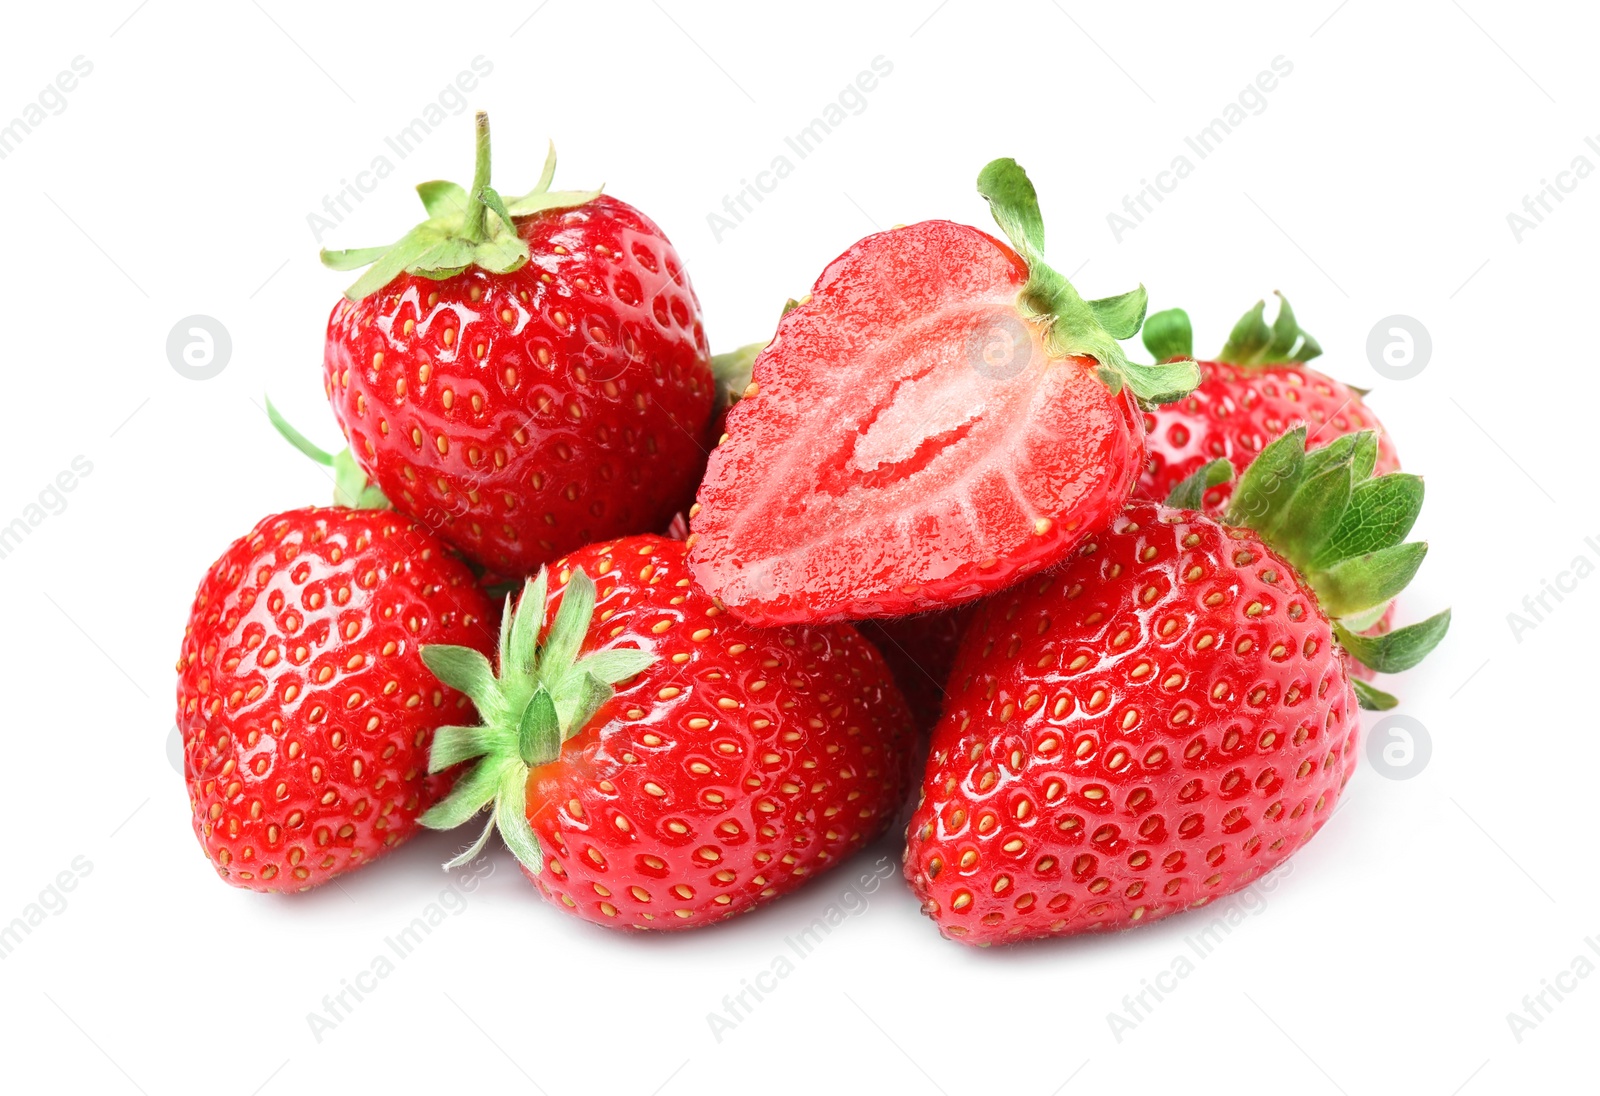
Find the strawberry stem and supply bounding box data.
[463,111,494,244]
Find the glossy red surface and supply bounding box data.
[857,606,973,735]
[176,508,494,892]
[689,219,1144,625]
[325,196,714,574]
[1138,360,1399,512]
[905,501,1360,944]
[520,536,916,930]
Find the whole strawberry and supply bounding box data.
[904,429,1448,944]
[857,608,972,735]
[416,534,916,929]
[689,158,1199,625]
[1137,295,1398,513]
[321,113,714,574]
[176,508,494,892]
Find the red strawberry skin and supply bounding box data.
[904,500,1359,945]
[689,220,1145,626]
[857,607,972,735]
[176,508,494,892]
[324,196,714,574]
[1139,360,1398,512]
[520,535,916,929]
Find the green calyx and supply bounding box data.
[266,396,389,509]
[976,158,1199,406]
[1218,290,1321,366]
[321,111,602,302]
[416,568,657,874]
[1164,428,1450,710]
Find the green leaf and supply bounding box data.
[1314,541,1429,619]
[496,594,514,676]
[541,568,596,677]
[416,180,468,219]
[442,813,499,870]
[1142,307,1193,362]
[331,449,389,510]
[1351,678,1399,711]
[572,646,657,686]
[516,688,561,767]
[1276,446,1355,562]
[533,140,557,195]
[1265,291,1301,359]
[476,184,517,235]
[504,186,604,218]
[976,157,1046,260]
[562,673,614,741]
[1315,473,1424,567]
[1350,430,1379,482]
[418,757,506,831]
[1299,431,1357,480]
[320,246,393,272]
[428,725,493,773]
[342,225,434,301]
[1225,426,1307,530]
[420,645,503,715]
[1336,609,1451,674]
[265,396,334,466]
[1086,285,1147,339]
[1221,299,1271,363]
[1112,358,1201,405]
[1339,600,1392,634]
[1219,291,1320,366]
[495,765,544,874]
[711,340,765,411]
[1165,459,1233,510]
[507,570,549,677]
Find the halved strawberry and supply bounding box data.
[688,159,1199,625]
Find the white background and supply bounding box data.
[0,2,1592,1093]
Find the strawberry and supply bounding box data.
[857,608,972,735]
[1137,295,1398,513]
[414,534,916,929]
[688,158,1199,625]
[320,113,714,575]
[904,429,1449,944]
[176,508,494,892]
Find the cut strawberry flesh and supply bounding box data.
[690,220,1143,625]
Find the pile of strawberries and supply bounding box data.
[175,115,1448,947]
